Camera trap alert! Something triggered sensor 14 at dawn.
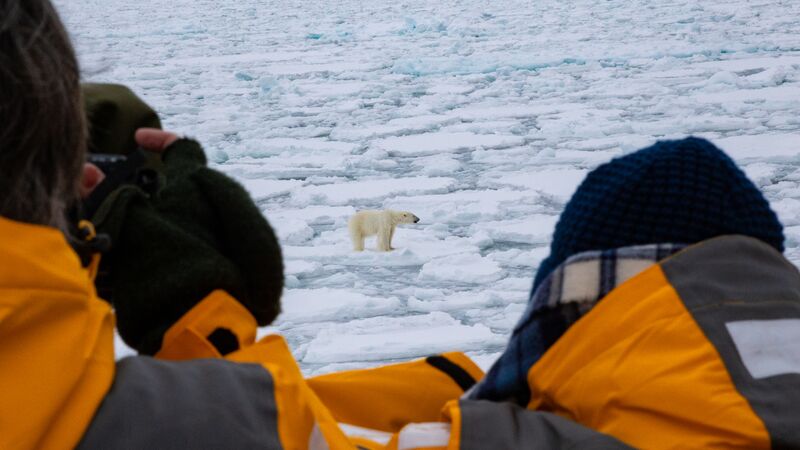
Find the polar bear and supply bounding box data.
[349,210,420,252]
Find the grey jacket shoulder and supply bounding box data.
[78,356,282,450]
[459,400,633,450]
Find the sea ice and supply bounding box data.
[376,132,525,156]
[292,177,457,206]
[302,312,506,364]
[60,0,800,372]
[420,253,505,284]
[280,288,403,324]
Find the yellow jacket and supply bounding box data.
[0,216,484,449]
[3,214,797,449]
[0,217,115,449]
[525,235,800,449]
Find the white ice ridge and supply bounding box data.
[302,312,506,364]
[60,0,800,373]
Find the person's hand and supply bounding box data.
[91,137,284,355]
[80,128,179,199]
[135,128,179,152]
[80,163,105,199]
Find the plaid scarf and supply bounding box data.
[468,243,685,404]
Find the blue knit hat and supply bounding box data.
[532,137,785,291]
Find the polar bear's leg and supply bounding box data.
[388,225,396,250]
[349,220,365,251]
[378,227,392,252]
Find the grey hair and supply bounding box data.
[0,0,86,231]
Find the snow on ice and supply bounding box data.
[59,0,800,371]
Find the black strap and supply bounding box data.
[68,224,112,268]
[426,355,477,391]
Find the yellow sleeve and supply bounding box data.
[308,353,483,433]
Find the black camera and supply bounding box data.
[84,148,160,219]
[88,153,129,175]
[80,148,161,301]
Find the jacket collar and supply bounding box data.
[469,243,684,403]
[0,216,92,292]
[524,243,686,324]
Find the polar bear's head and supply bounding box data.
[393,211,420,224]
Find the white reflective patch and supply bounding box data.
[397,422,451,450]
[726,319,800,379]
[340,423,393,445]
